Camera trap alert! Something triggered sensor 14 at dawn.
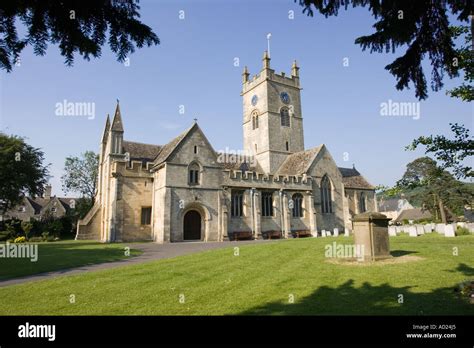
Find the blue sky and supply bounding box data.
[1,0,472,196]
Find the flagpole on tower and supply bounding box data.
[266,33,272,58]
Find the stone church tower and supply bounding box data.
[242,51,305,173]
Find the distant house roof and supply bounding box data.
[123,141,162,161]
[276,145,324,175]
[395,208,432,222]
[338,167,374,190]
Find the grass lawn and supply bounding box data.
[0,240,142,280]
[0,234,472,315]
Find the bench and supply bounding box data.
[291,230,312,238]
[263,230,282,240]
[232,231,253,241]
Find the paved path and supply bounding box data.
[0,240,275,288]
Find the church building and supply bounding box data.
[77,52,377,242]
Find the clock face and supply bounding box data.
[280,92,290,104]
[251,95,258,106]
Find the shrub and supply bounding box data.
[14,236,26,243]
[0,231,10,241]
[21,221,33,240]
[28,236,43,243]
[41,231,50,241]
[456,227,470,236]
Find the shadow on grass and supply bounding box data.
[390,250,418,257]
[239,279,471,315]
[0,242,142,281]
[453,263,474,277]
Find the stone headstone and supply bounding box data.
[444,224,455,237]
[408,226,418,237]
[467,223,474,233]
[423,224,433,233]
[457,222,467,229]
[326,230,332,237]
[416,225,425,235]
[321,230,326,237]
[435,224,446,234]
[388,226,397,236]
[344,228,350,237]
[333,228,339,237]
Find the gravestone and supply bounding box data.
[468,223,474,233]
[321,230,326,237]
[326,230,332,237]
[423,224,433,233]
[416,225,425,235]
[435,224,446,234]
[444,224,455,237]
[352,212,391,261]
[408,226,418,237]
[333,228,339,237]
[344,228,350,237]
[388,226,397,236]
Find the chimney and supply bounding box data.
[43,185,52,200]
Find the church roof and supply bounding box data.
[153,123,198,165]
[123,141,162,161]
[338,167,374,190]
[276,145,324,175]
[217,153,263,172]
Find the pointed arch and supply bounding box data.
[251,110,259,130]
[320,175,333,214]
[280,107,290,127]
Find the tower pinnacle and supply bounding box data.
[262,50,271,69]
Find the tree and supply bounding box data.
[61,151,99,200]
[396,157,472,223]
[296,0,471,100]
[0,133,49,213]
[0,0,159,72]
[446,25,473,101]
[407,123,473,179]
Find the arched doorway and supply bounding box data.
[183,210,201,240]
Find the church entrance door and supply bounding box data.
[183,210,201,240]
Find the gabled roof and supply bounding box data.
[111,102,124,132]
[153,123,198,165]
[123,141,162,161]
[25,197,44,214]
[276,145,324,175]
[57,197,76,210]
[217,153,263,172]
[394,208,432,222]
[338,167,374,190]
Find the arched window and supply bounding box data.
[280,107,290,127]
[261,191,274,217]
[292,193,303,217]
[320,175,333,213]
[359,192,366,213]
[188,162,200,185]
[231,190,244,217]
[252,111,259,130]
